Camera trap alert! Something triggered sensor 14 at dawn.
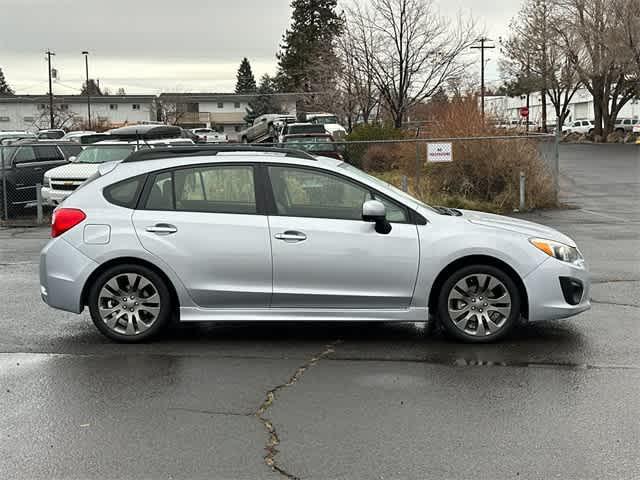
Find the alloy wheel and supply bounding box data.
[447,273,512,337]
[97,273,161,336]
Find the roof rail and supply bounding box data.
[122,145,317,163]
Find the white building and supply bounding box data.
[485,88,640,126]
[158,93,298,140]
[0,95,156,131]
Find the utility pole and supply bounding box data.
[82,51,91,129]
[46,50,55,129]
[471,37,495,122]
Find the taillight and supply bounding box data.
[51,208,86,238]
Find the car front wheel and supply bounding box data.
[437,265,521,343]
[88,264,172,343]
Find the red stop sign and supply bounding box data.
[520,107,529,118]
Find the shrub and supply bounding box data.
[344,123,405,168]
[395,95,558,211]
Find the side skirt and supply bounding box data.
[179,306,429,322]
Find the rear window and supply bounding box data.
[104,176,145,208]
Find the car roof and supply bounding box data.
[122,145,316,163]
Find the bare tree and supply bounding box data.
[155,95,189,125]
[336,8,380,130]
[501,0,582,130]
[348,0,476,128]
[33,105,77,130]
[556,0,640,138]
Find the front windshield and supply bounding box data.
[75,146,135,163]
[313,116,338,125]
[339,162,437,213]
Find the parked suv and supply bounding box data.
[0,141,82,215]
[40,146,590,343]
[614,118,640,134]
[42,138,194,205]
[563,120,594,135]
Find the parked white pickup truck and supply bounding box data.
[303,112,347,140]
[239,114,296,143]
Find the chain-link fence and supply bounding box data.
[248,133,560,212]
[0,133,560,226]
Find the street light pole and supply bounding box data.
[46,50,55,129]
[82,51,91,129]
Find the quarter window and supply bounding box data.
[104,176,144,208]
[12,146,37,164]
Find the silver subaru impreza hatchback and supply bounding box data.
[39,146,591,343]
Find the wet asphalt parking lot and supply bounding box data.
[0,144,639,479]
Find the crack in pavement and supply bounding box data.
[168,407,253,417]
[254,340,341,480]
[591,299,640,309]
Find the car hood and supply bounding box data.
[45,163,100,180]
[461,209,576,247]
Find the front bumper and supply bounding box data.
[41,186,72,206]
[40,237,98,314]
[524,257,591,322]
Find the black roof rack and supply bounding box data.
[122,145,317,163]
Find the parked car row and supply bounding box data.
[1,125,195,216]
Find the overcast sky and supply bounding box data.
[0,0,522,95]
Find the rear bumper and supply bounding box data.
[41,186,72,206]
[40,237,98,314]
[524,258,591,322]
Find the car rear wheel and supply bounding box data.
[437,265,521,343]
[88,264,171,343]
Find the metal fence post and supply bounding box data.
[36,183,43,224]
[519,171,526,211]
[1,148,7,222]
[415,142,421,195]
[401,175,408,192]
[554,118,561,201]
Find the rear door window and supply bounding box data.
[173,165,256,214]
[35,145,64,162]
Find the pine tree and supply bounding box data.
[276,0,344,92]
[81,79,103,96]
[235,58,257,94]
[244,75,283,124]
[0,67,14,95]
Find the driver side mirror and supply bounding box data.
[362,200,392,234]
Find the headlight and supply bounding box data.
[530,238,584,265]
[43,177,51,188]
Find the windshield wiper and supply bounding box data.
[434,206,463,216]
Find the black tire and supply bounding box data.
[241,136,248,144]
[88,264,172,343]
[437,264,521,343]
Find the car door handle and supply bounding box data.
[146,224,178,235]
[274,231,307,242]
